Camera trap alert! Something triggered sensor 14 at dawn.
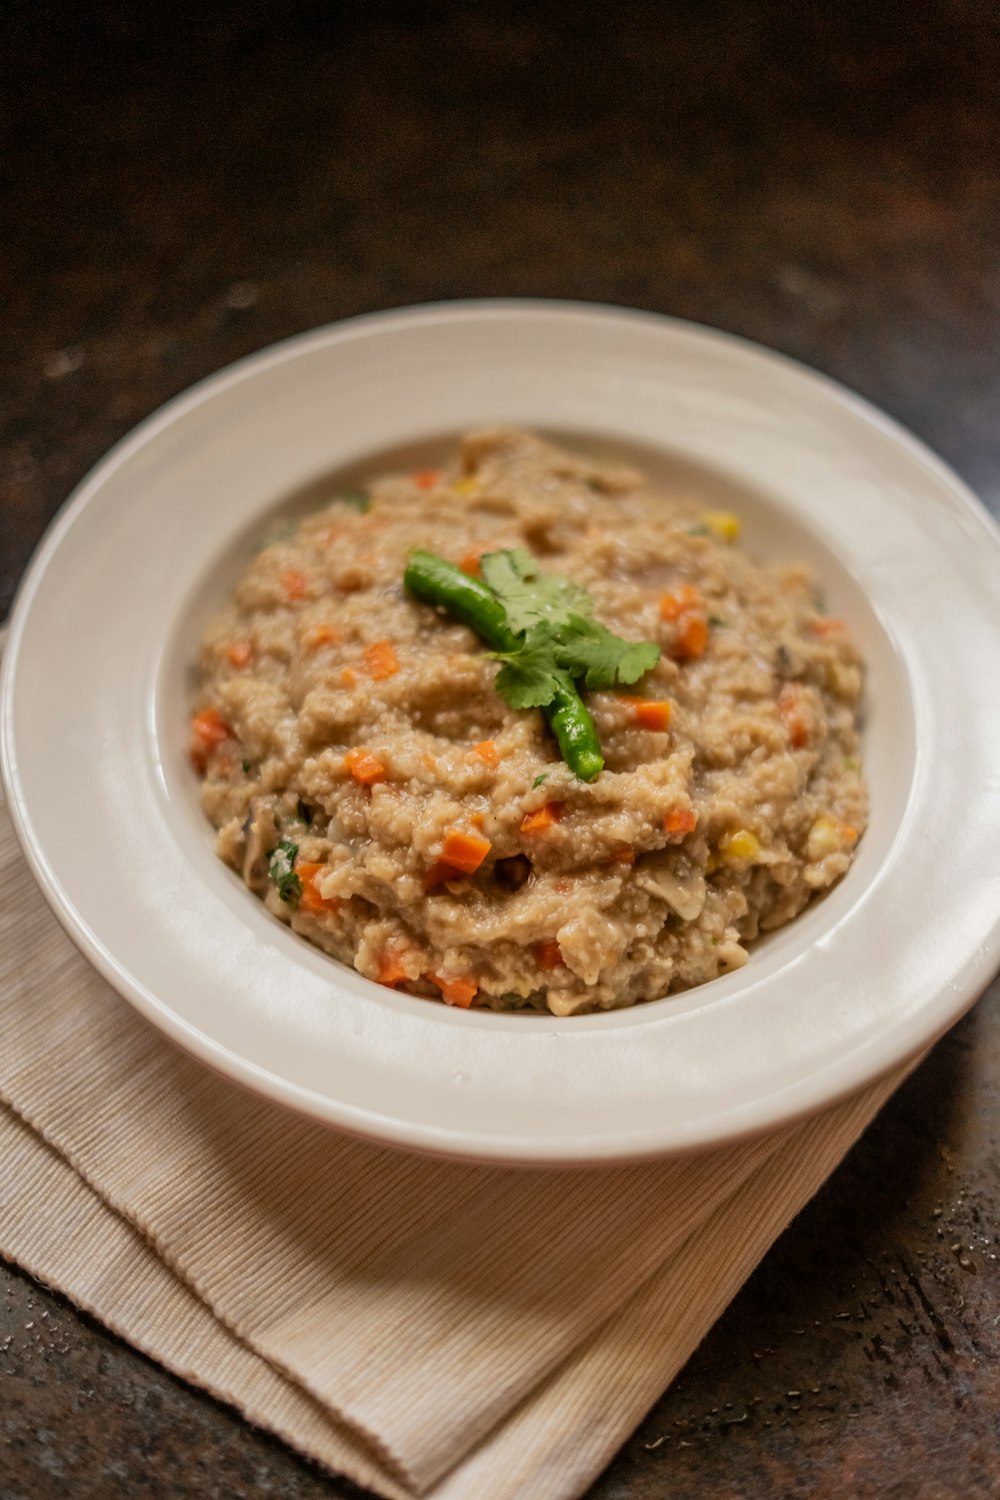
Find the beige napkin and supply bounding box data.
[0,662,919,1499]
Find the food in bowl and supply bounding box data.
[190,428,867,1015]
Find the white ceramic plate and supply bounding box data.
[3,302,1000,1164]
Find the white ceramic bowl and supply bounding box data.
[3,301,1000,1164]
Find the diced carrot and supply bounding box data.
[471,739,500,767]
[344,747,387,785]
[778,683,809,748]
[413,469,442,491]
[427,970,477,1008]
[807,617,845,636]
[661,585,708,660]
[226,641,253,669]
[295,861,340,914]
[304,624,340,651]
[469,812,485,829]
[364,639,400,680]
[341,667,359,688]
[677,614,708,658]
[520,801,563,834]
[424,861,460,890]
[659,584,703,622]
[280,568,307,600]
[664,807,698,836]
[460,551,484,578]
[617,695,672,731]
[441,828,492,875]
[609,848,636,865]
[536,939,564,970]
[378,946,412,988]
[189,708,233,772]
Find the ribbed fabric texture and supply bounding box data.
[0,649,918,1499]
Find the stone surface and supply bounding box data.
[2,1,999,1495]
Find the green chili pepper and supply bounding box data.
[403,550,604,781]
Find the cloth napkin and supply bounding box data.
[0,634,919,1500]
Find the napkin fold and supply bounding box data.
[0,694,917,1500]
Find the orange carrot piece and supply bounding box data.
[378,946,412,988]
[427,970,477,1008]
[536,939,564,970]
[460,551,484,578]
[677,614,708,658]
[664,807,698,836]
[441,828,492,875]
[226,641,252,669]
[341,667,359,688]
[609,847,636,865]
[189,708,233,771]
[295,861,340,914]
[617,695,672,731]
[305,624,340,651]
[413,469,442,491]
[344,747,387,785]
[520,801,563,834]
[659,584,703,622]
[807,617,845,636]
[280,568,307,600]
[778,683,809,748]
[661,585,708,660]
[471,739,500,767]
[364,639,400,680]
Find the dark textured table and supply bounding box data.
[3,3,999,1496]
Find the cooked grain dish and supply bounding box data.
[192,429,867,1015]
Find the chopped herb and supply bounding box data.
[242,760,251,774]
[711,936,720,945]
[296,798,312,825]
[267,839,302,906]
[555,614,661,692]
[708,616,728,628]
[532,772,550,789]
[480,548,660,696]
[492,626,574,709]
[496,992,533,1011]
[687,524,710,537]
[480,548,592,633]
[338,490,370,513]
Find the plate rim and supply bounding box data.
[3,297,1000,1164]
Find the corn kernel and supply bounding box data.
[718,828,761,864]
[803,816,845,864]
[701,510,741,543]
[452,476,479,497]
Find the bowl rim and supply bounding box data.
[3,298,1000,1164]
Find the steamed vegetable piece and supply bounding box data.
[405,548,659,780]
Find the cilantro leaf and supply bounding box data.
[532,772,550,789]
[481,548,591,634]
[555,615,660,691]
[338,490,370,513]
[267,839,302,906]
[491,625,568,708]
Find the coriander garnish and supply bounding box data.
[404,547,660,781]
[267,839,302,905]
